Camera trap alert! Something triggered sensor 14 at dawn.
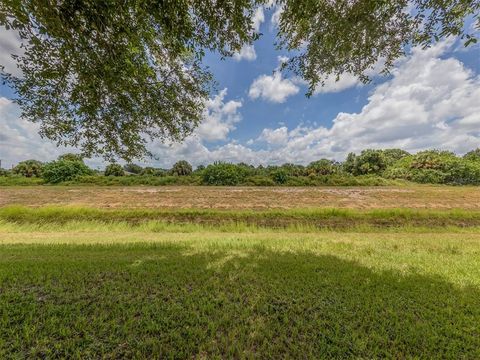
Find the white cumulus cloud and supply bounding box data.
[252,7,265,33]
[162,39,480,167]
[258,127,289,145]
[0,26,23,77]
[249,72,300,103]
[268,2,284,29]
[0,98,72,168]
[233,44,257,61]
[313,73,362,94]
[233,7,264,62]
[247,40,480,163]
[195,89,242,142]
[310,58,386,94]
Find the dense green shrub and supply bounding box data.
[283,176,313,186]
[58,153,84,162]
[236,163,256,176]
[264,165,279,175]
[383,149,410,166]
[171,161,192,176]
[344,150,387,175]
[124,163,143,174]
[256,165,265,173]
[244,175,276,186]
[278,163,305,177]
[68,175,200,186]
[342,153,356,174]
[13,160,43,177]
[237,162,255,171]
[464,148,480,162]
[0,168,10,177]
[202,163,248,185]
[410,150,455,170]
[105,164,125,177]
[271,169,289,184]
[281,174,400,186]
[321,174,400,186]
[141,167,165,176]
[384,150,480,185]
[194,165,206,173]
[43,160,93,183]
[140,167,155,176]
[306,159,339,176]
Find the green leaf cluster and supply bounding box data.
[12,160,43,178]
[171,160,193,176]
[202,162,250,185]
[43,159,93,183]
[104,164,125,177]
[384,150,480,184]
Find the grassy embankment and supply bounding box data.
[1,203,480,357]
[2,205,480,229]
[0,174,404,187]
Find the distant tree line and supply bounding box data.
[2,148,480,186]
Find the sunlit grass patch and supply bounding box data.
[2,205,480,229]
[1,203,479,357]
[0,234,479,358]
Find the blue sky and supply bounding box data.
[202,9,376,144]
[0,7,479,169]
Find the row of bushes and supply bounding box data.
[2,148,480,185]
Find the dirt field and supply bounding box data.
[1,185,479,210]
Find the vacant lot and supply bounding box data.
[1,185,480,209]
[1,185,479,358]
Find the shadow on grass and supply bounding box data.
[0,243,479,358]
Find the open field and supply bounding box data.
[2,185,480,209]
[1,224,479,358]
[1,186,480,358]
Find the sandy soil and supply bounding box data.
[1,185,479,210]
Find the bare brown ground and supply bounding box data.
[1,185,479,210]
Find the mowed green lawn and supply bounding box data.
[1,213,479,359]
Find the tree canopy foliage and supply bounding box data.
[464,148,480,161]
[58,153,84,163]
[277,0,479,94]
[42,157,93,183]
[104,163,125,177]
[0,0,478,160]
[0,0,259,160]
[123,163,143,175]
[12,159,43,177]
[171,160,193,176]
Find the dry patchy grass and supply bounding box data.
[1,185,480,210]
